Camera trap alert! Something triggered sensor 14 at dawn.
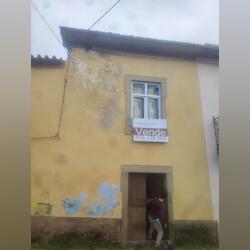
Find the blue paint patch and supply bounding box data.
[87,182,120,216]
[62,193,88,215]
[87,204,110,216]
[62,199,81,214]
[79,193,88,202]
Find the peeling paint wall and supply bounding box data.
[31,48,213,221]
[62,193,88,215]
[69,50,125,130]
[60,182,119,217]
[87,182,120,216]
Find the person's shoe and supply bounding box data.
[163,240,173,250]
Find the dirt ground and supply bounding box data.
[32,243,218,250]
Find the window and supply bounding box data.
[125,75,167,134]
[131,82,161,119]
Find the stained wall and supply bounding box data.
[31,48,213,220]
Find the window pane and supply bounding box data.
[148,84,160,95]
[148,98,159,119]
[133,97,144,118]
[133,83,145,94]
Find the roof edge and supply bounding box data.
[31,55,65,67]
[60,26,219,60]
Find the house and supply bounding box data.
[197,57,219,222]
[31,27,219,245]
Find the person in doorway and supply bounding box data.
[147,195,168,248]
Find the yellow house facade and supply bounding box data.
[31,28,219,244]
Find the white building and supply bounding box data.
[197,57,219,222]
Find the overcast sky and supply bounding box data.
[31,0,219,59]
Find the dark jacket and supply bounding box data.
[147,198,166,221]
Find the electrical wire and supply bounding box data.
[32,1,67,53]
[56,51,71,138]
[32,0,122,140]
[31,52,70,140]
[31,1,70,140]
[88,0,121,30]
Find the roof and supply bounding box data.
[60,26,219,60]
[31,55,65,67]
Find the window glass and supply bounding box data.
[133,83,145,94]
[148,84,160,95]
[133,97,144,118]
[148,98,159,119]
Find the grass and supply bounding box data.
[31,235,218,250]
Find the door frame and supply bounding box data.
[121,165,174,246]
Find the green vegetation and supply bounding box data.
[31,234,218,250]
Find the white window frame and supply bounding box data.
[131,81,161,120]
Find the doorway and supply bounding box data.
[121,165,173,245]
[146,173,169,240]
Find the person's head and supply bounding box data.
[157,193,166,202]
[151,192,166,200]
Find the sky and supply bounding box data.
[31,0,219,59]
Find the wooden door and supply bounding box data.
[127,173,146,241]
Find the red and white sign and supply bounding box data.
[132,119,168,142]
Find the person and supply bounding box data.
[147,195,167,248]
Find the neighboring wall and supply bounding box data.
[31,48,213,222]
[32,66,65,138]
[197,59,219,221]
[31,65,66,216]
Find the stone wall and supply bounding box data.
[31,216,121,243]
[32,216,218,246]
[173,220,218,245]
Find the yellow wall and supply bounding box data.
[31,49,213,220]
[32,66,65,138]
